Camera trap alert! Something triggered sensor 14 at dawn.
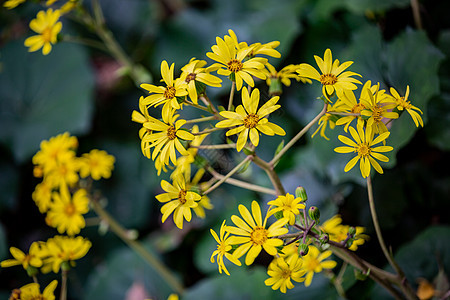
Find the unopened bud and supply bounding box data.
[348,226,356,237]
[295,186,308,202]
[298,243,309,256]
[354,268,370,281]
[308,206,320,223]
[320,232,329,243]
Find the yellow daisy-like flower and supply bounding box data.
[32,132,78,175]
[311,106,338,140]
[19,280,58,300]
[267,193,305,225]
[360,83,398,135]
[44,157,80,188]
[297,48,362,100]
[180,58,222,104]
[78,149,115,180]
[46,184,89,235]
[226,200,288,265]
[321,215,368,251]
[142,110,195,167]
[24,9,62,55]
[334,122,393,178]
[265,254,306,293]
[42,235,91,273]
[225,29,281,59]
[335,80,379,132]
[3,0,26,9]
[140,61,188,121]
[215,87,285,152]
[133,97,160,160]
[390,85,424,127]
[206,33,267,90]
[155,175,200,229]
[301,245,337,287]
[32,180,53,213]
[1,242,44,270]
[210,220,242,275]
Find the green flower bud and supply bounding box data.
[308,206,320,223]
[348,226,356,237]
[320,232,329,244]
[295,186,308,202]
[298,243,309,256]
[268,77,283,96]
[354,268,370,281]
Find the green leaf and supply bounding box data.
[0,40,94,163]
[84,243,174,300]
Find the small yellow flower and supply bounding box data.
[206,32,267,90]
[3,0,26,9]
[264,63,311,90]
[334,122,393,178]
[321,215,368,251]
[140,61,188,122]
[268,193,305,225]
[180,58,222,104]
[79,149,115,180]
[32,180,53,213]
[301,245,337,287]
[215,87,285,152]
[297,48,361,100]
[133,97,160,160]
[155,175,200,229]
[46,184,89,235]
[360,83,398,135]
[19,280,58,300]
[226,201,288,265]
[225,29,281,59]
[390,85,423,127]
[142,110,195,168]
[210,220,242,275]
[265,255,306,293]
[24,9,62,55]
[311,108,337,140]
[1,242,44,270]
[44,157,80,188]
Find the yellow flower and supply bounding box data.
[226,201,288,265]
[142,110,195,168]
[268,193,305,225]
[265,255,306,293]
[155,175,200,229]
[335,80,378,132]
[24,9,62,55]
[215,87,285,152]
[1,242,44,270]
[321,215,368,251]
[42,235,91,273]
[44,157,80,188]
[210,220,242,275]
[32,180,53,213]
[334,122,393,178]
[32,132,78,175]
[297,48,361,99]
[133,97,160,161]
[360,83,398,135]
[206,32,267,90]
[46,184,89,235]
[79,149,115,180]
[3,0,26,9]
[60,0,78,14]
[264,63,311,89]
[390,85,423,127]
[140,61,188,121]
[301,245,337,287]
[19,280,58,300]
[225,29,281,59]
[311,106,338,140]
[180,58,222,104]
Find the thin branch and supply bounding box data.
[228,81,236,111]
[251,154,286,195]
[191,143,236,150]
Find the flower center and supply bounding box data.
[217,242,230,254]
[42,27,53,43]
[186,73,196,83]
[166,126,176,140]
[65,203,76,216]
[372,105,383,123]
[351,103,366,114]
[243,113,259,129]
[250,226,268,245]
[357,143,371,157]
[281,269,292,279]
[227,59,243,73]
[178,190,187,204]
[398,96,412,109]
[305,258,320,271]
[319,74,337,85]
[163,86,176,99]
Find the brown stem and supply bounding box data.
[251,154,286,195]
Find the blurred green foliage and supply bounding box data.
[1,0,450,299]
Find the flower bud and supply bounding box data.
[298,243,309,256]
[295,186,308,202]
[348,226,356,237]
[320,232,329,244]
[308,206,320,223]
[354,268,370,281]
